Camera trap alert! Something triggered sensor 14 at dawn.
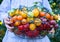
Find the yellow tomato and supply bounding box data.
[21,19,27,24]
[29,24,36,31]
[21,12,27,18]
[34,18,42,26]
[32,8,39,17]
[54,15,58,20]
[27,17,34,22]
[14,21,20,26]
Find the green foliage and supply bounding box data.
[0,0,3,4]
[49,0,60,14]
[0,24,6,42]
[49,0,60,42]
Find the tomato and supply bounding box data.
[45,13,51,19]
[18,25,24,31]
[26,30,39,38]
[32,8,39,17]
[17,15,23,20]
[29,24,36,31]
[34,18,42,26]
[14,21,21,26]
[54,15,58,20]
[21,19,27,24]
[23,23,29,29]
[50,16,54,20]
[12,16,17,22]
[27,17,34,22]
[28,12,34,17]
[39,12,45,17]
[21,12,27,18]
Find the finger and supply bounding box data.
[4,17,10,21]
[4,20,11,24]
[4,17,10,23]
[4,18,12,24]
[5,24,14,29]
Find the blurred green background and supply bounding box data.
[0,0,60,42]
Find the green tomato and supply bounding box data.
[28,12,34,17]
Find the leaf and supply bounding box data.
[33,2,38,5]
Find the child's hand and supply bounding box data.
[4,17,14,32]
[49,28,55,38]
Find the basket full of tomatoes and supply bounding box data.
[8,7,59,38]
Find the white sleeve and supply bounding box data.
[0,0,11,22]
[42,0,52,12]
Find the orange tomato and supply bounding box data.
[50,16,54,20]
[17,15,23,20]
[14,21,21,26]
[39,12,45,17]
[12,16,17,22]
[21,19,27,24]
[45,13,51,19]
